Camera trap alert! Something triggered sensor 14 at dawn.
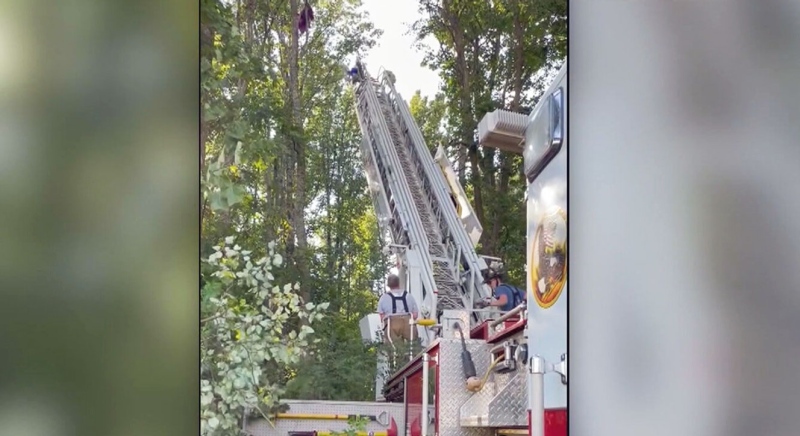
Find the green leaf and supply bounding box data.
[220,270,235,282]
[208,191,227,211]
[227,120,248,141]
[204,104,226,122]
[201,282,223,300]
[234,141,243,165]
[225,184,244,207]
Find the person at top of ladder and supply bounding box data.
[478,261,526,313]
[377,274,419,344]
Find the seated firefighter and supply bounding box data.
[377,274,419,345]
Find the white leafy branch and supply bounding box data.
[201,237,329,435]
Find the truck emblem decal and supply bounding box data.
[530,207,567,309]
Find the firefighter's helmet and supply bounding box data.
[483,260,505,283]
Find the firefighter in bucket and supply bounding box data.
[377,274,420,364]
[477,261,526,313]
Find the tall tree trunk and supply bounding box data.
[454,40,484,230]
[489,154,512,252]
[509,0,527,188]
[481,148,500,255]
[457,146,468,186]
[265,155,281,245]
[440,0,483,226]
[287,0,311,302]
[510,0,525,113]
[324,147,335,282]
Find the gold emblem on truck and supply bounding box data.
[530,207,567,309]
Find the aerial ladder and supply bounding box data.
[349,62,493,332]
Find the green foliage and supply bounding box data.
[409,91,448,151]
[201,238,330,435]
[331,416,370,436]
[201,0,387,417]
[284,323,380,400]
[206,148,247,211]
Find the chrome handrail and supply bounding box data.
[489,303,526,327]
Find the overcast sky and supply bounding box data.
[359,0,442,100]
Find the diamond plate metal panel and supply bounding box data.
[435,339,493,436]
[245,400,406,436]
[487,372,527,426]
[458,379,496,427]
[440,310,472,340]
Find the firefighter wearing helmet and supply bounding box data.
[478,261,526,312]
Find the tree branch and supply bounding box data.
[201,313,223,324]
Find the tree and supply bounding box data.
[409,91,448,151]
[201,0,381,302]
[283,87,389,401]
[409,0,567,282]
[201,0,387,406]
[201,237,329,435]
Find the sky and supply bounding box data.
[359,0,442,100]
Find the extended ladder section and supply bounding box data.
[351,64,490,326]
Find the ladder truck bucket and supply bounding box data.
[359,313,383,343]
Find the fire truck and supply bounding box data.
[245,59,567,436]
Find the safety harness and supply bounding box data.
[389,291,410,314]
